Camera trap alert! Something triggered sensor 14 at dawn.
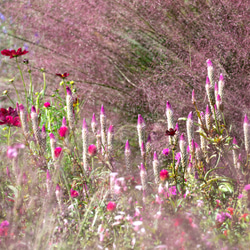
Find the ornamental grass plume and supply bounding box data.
[137,114,145,149]
[166,101,174,145]
[66,86,74,130]
[243,114,249,153]
[30,106,41,147]
[140,163,148,195]
[91,113,97,135]
[205,105,211,131]
[82,118,89,172]
[100,105,107,151]
[153,151,160,184]
[49,133,56,161]
[19,104,29,137]
[124,140,131,173]
[41,124,47,153]
[179,133,187,171]
[186,112,194,151]
[107,125,114,155]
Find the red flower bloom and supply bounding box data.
[56,72,69,79]
[165,128,177,136]
[239,213,248,221]
[227,207,234,215]
[160,169,169,181]
[1,48,29,59]
[107,201,116,211]
[70,188,79,198]
[0,107,21,127]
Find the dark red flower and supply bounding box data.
[56,72,69,79]
[165,128,177,136]
[0,107,21,127]
[1,48,29,59]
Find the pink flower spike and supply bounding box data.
[62,117,67,126]
[125,140,130,151]
[70,188,79,198]
[54,147,62,158]
[175,122,179,132]
[206,105,210,115]
[153,151,158,161]
[19,104,24,111]
[137,114,145,126]
[107,201,116,211]
[101,104,105,115]
[49,133,55,139]
[233,137,237,145]
[146,134,151,143]
[206,76,210,86]
[141,141,145,152]
[215,82,218,92]
[244,114,249,124]
[108,124,114,133]
[219,74,224,81]
[44,102,51,108]
[88,144,97,157]
[140,163,146,171]
[46,169,51,181]
[82,118,87,129]
[66,86,72,96]
[56,184,61,192]
[188,111,193,121]
[166,101,172,111]
[42,124,46,133]
[92,113,96,123]
[180,133,185,141]
[206,59,213,67]
[192,89,195,104]
[31,106,36,113]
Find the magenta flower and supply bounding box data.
[1,48,28,58]
[7,143,25,159]
[56,72,69,79]
[107,201,116,211]
[59,126,68,137]
[244,184,250,191]
[54,147,62,158]
[0,107,21,127]
[216,212,231,223]
[88,144,97,157]
[0,220,9,236]
[44,102,51,108]
[70,188,79,198]
[162,148,170,156]
[159,169,169,181]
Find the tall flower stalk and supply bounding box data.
[82,118,89,172]
[153,151,160,184]
[166,101,174,145]
[100,105,107,153]
[31,106,41,148]
[125,140,131,173]
[137,114,145,149]
[66,86,74,130]
[243,114,249,155]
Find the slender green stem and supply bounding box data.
[28,69,34,105]
[12,82,21,103]
[42,71,46,97]
[7,126,11,146]
[6,94,15,106]
[16,57,28,107]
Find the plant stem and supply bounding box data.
[6,94,15,106]
[16,57,28,108]
[28,69,34,105]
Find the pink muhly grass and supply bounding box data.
[153,151,160,184]
[124,140,131,173]
[107,201,116,211]
[66,86,74,130]
[243,114,249,153]
[70,188,79,198]
[88,144,97,157]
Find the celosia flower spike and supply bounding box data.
[186,111,194,150]
[146,134,151,154]
[41,124,47,152]
[166,101,174,145]
[206,59,214,88]
[205,105,211,131]
[218,74,225,104]
[140,163,148,194]
[244,114,250,153]
[214,82,218,100]
[153,151,160,184]
[82,118,89,172]
[206,76,215,111]
[66,86,74,130]
[100,105,107,151]
[31,105,41,147]
[107,125,114,154]
[137,114,145,149]
[179,133,187,170]
[91,113,97,135]
[49,133,56,161]
[125,140,131,173]
[19,104,29,137]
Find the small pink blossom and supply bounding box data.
[244,184,250,191]
[44,102,51,108]
[159,169,169,181]
[107,201,116,211]
[59,126,68,137]
[70,188,79,198]
[54,147,62,158]
[88,144,97,157]
[162,148,170,156]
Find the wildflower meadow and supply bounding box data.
[1,1,250,249]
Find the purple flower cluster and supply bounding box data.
[216,212,232,223]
